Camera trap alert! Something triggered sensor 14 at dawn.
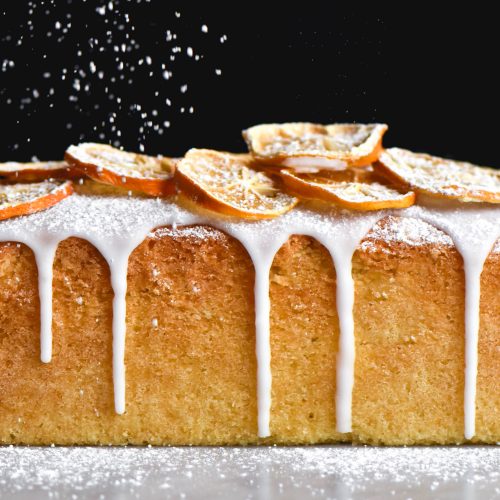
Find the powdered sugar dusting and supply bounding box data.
[0,194,191,240]
[152,225,226,242]
[0,446,498,498]
[360,215,454,253]
[1,2,229,152]
[405,202,500,256]
[492,238,500,254]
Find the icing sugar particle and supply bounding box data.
[1,3,228,153]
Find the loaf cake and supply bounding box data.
[0,122,498,445]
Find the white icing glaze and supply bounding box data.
[33,239,61,363]
[0,194,498,439]
[359,215,455,253]
[280,156,347,171]
[108,251,131,415]
[245,245,284,437]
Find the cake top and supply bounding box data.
[359,215,455,254]
[0,122,499,247]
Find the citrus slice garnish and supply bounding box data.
[0,180,73,221]
[175,149,298,219]
[65,143,176,196]
[375,148,500,203]
[278,168,415,210]
[0,161,79,181]
[243,122,388,169]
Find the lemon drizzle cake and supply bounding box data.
[0,189,499,440]
[0,123,498,444]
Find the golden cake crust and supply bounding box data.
[0,216,498,445]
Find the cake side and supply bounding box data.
[0,238,115,444]
[124,226,258,445]
[353,218,466,444]
[476,248,500,442]
[270,235,346,443]
[0,216,497,445]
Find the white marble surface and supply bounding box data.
[0,445,498,499]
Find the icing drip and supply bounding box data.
[332,252,357,433]
[33,239,61,363]
[109,253,130,415]
[207,209,384,436]
[0,194,498,439]
[221,233,289,438]
[252,259,273,437]
[463,259,482,440]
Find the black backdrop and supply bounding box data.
[1,2,498,165]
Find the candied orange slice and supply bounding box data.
[0,161,79,181]
[0,180,73,221]
[243,122,388,169]
[175,149,298,219]
[278,168,415,210]
[65,143,176,196]
[376,148,500,203]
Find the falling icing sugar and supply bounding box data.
[1,2,229,151]
[0,194,498,439]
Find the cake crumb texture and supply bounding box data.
[0,217,498,445]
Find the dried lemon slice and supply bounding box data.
[175,149,298,219]
[243,122,388,169]
[0,180,73,221]
[65,143,176,197]
[278,168,415,210]
[376,148,500,203]
[0,161,79,181]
